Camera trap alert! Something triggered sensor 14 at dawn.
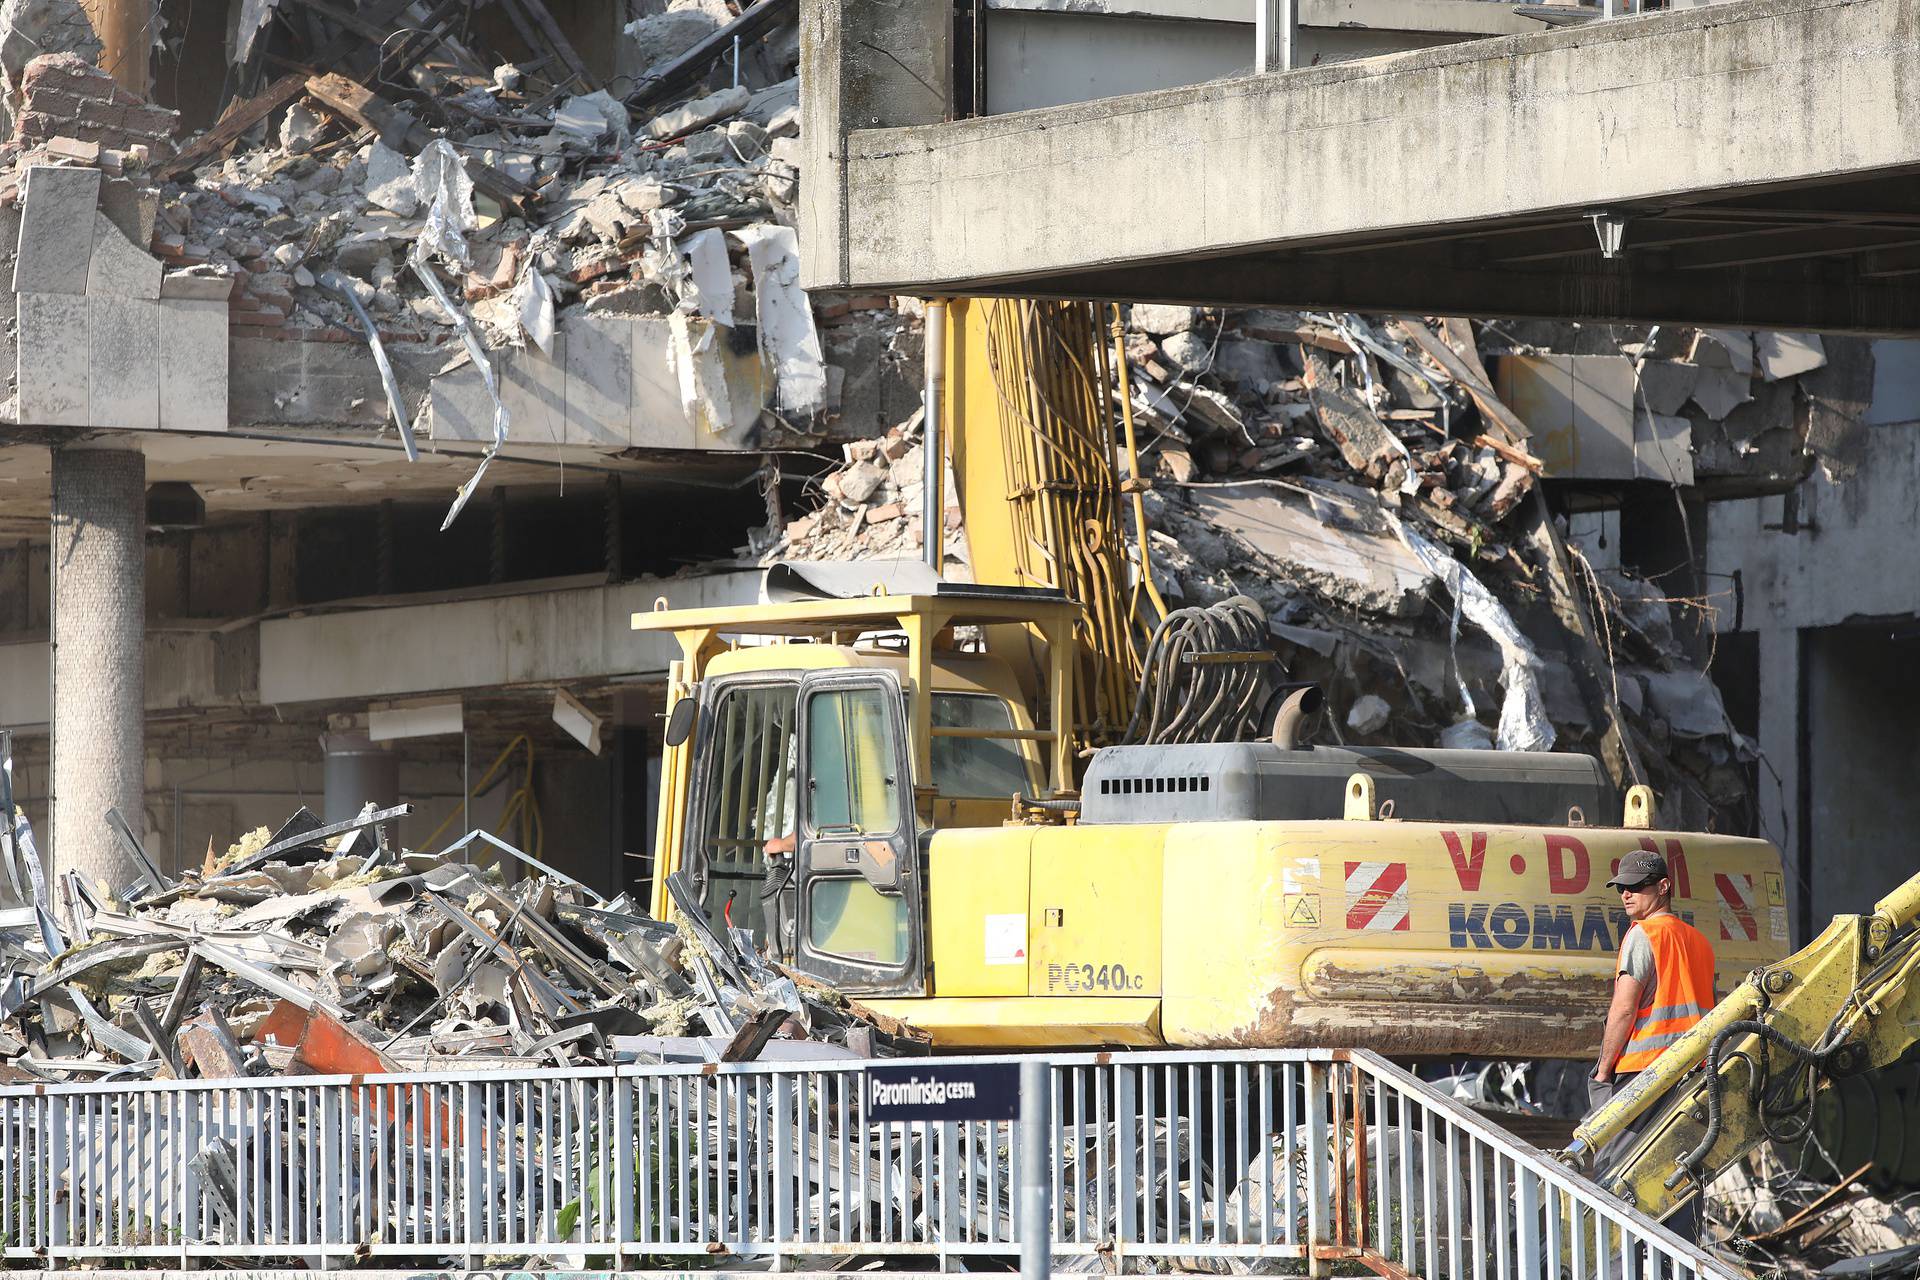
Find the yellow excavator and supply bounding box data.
[633,296,1790,1056]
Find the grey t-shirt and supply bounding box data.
[1619,922,1657,1005]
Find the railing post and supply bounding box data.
[613,1073,636,1267]
[1518,1167,1544,1280]
[1304,1061,1331,1278]
[773,1072,796,1261]
[461,1083,483,1271]
[318,1086,341,1269]
[1115,1063,1138,1248]
[1019,1057,1052,1280]
[48,1094,69,1252]
[1255,0,1297,73]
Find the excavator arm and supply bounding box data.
[1567,869,1920,1221]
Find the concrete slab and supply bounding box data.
[806,0,1920,331]
[259,574,767,703]
[561,314,634,446]
[13,165,100,294]
[85,210,161,299]
[426,360,503,444]
[1634,409,1695,486]
[159,270,235,300]
[501,341,567,445]
[158,298,229,433]
[1755,331,1828,382]
[1191,482,1431,616]
[16,290,89,425]
[1636,360,1699,416]
[87,295,161,430]
[632,315,698,449]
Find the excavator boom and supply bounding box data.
[1570,869,1920,1221]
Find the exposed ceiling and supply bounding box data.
[0,430,775,540]
[986,171,1920,333]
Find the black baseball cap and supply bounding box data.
[1605,849,1669,890]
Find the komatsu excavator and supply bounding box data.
[634,298,1791,1056]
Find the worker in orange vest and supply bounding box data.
[1586,848,1716,1229]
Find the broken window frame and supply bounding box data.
[792,669,924,995]
[681,673,801,939]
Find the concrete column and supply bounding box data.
[321,732,399,823]
[798,0,953,290]
[1755,626,1802,940]
[49,442,146,891]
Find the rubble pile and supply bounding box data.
[782,307,1854,831]
[0,0,929,452]
[0,803,925,1083]
[779,410,965,562]
[1710,1145,1920,1279]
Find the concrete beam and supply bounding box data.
[806,0,1920,330]
[258,572,766,705]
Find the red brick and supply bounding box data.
[565,257,617,285]
[122,105,178,138]
[229,306,287,326]
[74,101,128,132]
[26,90,83,119]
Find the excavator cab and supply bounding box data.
[633,584,1082,996]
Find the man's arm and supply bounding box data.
[1595,972,1644,1081]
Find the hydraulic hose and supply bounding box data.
[1668,1019,1835,1189]
[1122,596,1270,745]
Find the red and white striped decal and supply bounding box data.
[1345,860,1411,932]
[1716,872,1759,941]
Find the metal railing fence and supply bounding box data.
[0,1048,1735,1278]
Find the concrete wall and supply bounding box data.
[1706,411,1920,633]
[1804,629,1920,925]
[1704,354,1920,943]
[258,572,763,706]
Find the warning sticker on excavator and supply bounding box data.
[1717,873,1760,942]
[1283,856,1320,929]
[1765,872,1785,907]
[1346,861,1411,932]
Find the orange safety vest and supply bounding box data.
[1617,912,1717,1072]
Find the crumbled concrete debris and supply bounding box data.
[772,301,1853,831]
[0,808,926,1080]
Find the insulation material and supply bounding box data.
[1394,519,1555,753]
[680,228,735,328]
[408,141,505,530]
[412,139,477,265]
[669,310,735,435]
[516,267,556,354]
[732,223,825,414]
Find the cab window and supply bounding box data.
[802,684,909,966]
[805,686,901,836]
[931,692,1033,799]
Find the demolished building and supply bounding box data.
[0,0,1906,959]
[0,0,1913,1266]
